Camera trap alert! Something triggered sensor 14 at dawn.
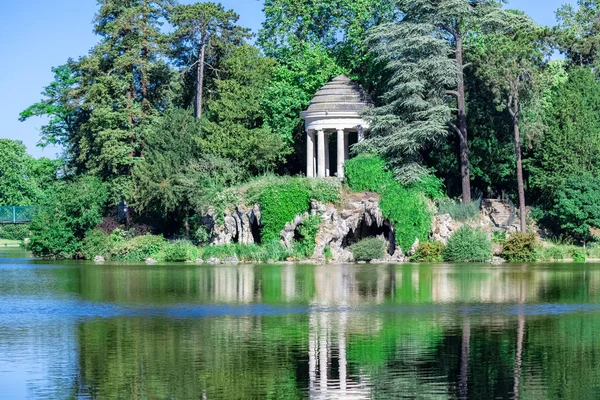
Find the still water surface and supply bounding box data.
[1,248,600,399]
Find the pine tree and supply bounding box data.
[75,0,174,200]
[169,2,250,119]
[364,0,513,201]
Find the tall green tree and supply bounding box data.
[0,140,38,206]
[94,0,174,113]
[472,20,547,232]
[19,63,80,149]
[74,0,174,200]
[369,0,516,201]
[169,2,250,119]
[530,67,600,204]
[262,43,345,144]
[258,0,397,85]
[556,0,600,68]
[359,20,455,183]
[201,44,288,173]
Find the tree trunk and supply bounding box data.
[512,97,527,233]
[459,317,470,399]
[194,34,207,120]
[455,34,472,204]
[140,0,149,109]
[513,273,526,400]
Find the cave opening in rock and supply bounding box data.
[250,218,262,245]
[232,227,240,243]
[342,218,396,255]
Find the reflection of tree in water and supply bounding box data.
[64,263,600,399]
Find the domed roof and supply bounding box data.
[303,75,373,114]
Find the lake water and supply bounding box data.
[1,248,600,399]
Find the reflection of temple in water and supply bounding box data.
[308,311,373,399]
[308,265,388,399]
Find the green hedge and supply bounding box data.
[199,240,291,262]
[345,153,434,253]
[164,239,200,262]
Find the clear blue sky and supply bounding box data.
[0,0,576,158]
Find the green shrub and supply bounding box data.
[345,153,394,192]
[573,249,586,263]
[112,234,166,262]
[164,240,200,262]
[502,232,538,262]
[492,231,507,244]
[307,179,340,204]
[242,176,338,243]
[28,176,107,258]
[0,223,31,241]
[259,181,310,241]
[193,225,211,245]
[380,184,432,253]
[411,241,445,262]
[350,237,386,261]
[82,229,123,260]
[437,199,480,221]
[550,173,600,243]
[294,215,321,258]
[443,226,492,262]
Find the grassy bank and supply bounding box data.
[0,239,21,247]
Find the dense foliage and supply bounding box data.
[411,241,445,263]
[549,173,600,243]
[294,215,321,259]
[443,227,492,262]
[28,176,108,258]
[501,232,538,262]
[254,177,338,241]
[0,224,31,241]
[346,154,433,253]
[350,238,386,262]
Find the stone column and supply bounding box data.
[306,130,315,178]
[358,125,365,142]
[317,129,326,178]
[325,132,330,177]
[337,129,345,178]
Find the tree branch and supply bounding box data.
[448,121,462,138]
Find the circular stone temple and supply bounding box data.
[300,75,372,179]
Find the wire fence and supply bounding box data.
[0,206,37,224]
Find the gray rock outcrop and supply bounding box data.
[310,198,403,263]
[204,204,262,245]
